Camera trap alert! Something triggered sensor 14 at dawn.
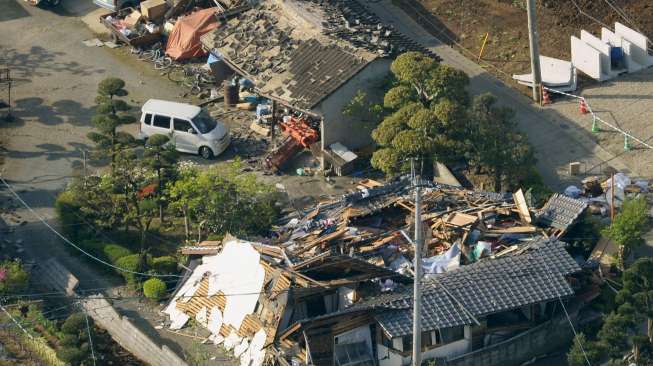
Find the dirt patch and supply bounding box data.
[398,0,653,89]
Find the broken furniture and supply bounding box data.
[100,8,161,46]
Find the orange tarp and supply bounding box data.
[165,8,219,61]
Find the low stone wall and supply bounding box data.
[82,296,188,366]
[441,317,573,366]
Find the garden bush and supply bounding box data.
[103,244,132,264]
[60,333,79,347]
[0,260,29,295]
[150,256,178,274]
[61,313,86,335]
[143,278,167,301]
[115,254,142,286]
[56,346,86,366]
[54,190,83,240]
[79,239,105,256]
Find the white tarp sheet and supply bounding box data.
[423,243,460,276]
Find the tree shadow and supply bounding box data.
[4,97,95,127]
[1,46,105,85]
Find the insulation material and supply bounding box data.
[234,339,250,357]
[195,306,208,324]
[210,333,225,345]
[224,331,242,351]
[165,8,219,60]
[206,240,266,330]
[207,307,224,335]
[241,329,267,366]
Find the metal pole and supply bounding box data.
[610,172,615,221]
[526,0,542,103]
[412,161,423,366]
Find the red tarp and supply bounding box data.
[165,8,219,61]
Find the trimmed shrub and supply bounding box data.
[61,313,86,335]
[56,346,86,366]
[60,333,79,347]
[0,260,29,295]
[150,256,178,274]
[79,239,105,256]
[54,190,83,240]
[115,254,142,286]
[143,278,167,301]
[103,244,132,264]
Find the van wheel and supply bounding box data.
[199,146,213,160]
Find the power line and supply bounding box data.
[0,176,183,278]
[83,303,97,366]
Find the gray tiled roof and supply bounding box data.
[536,193,588,231]
[360,240,580,337]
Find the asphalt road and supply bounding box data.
[0,1,235,364]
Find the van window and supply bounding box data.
[192,110,217,134]
[174,119,194,133]
[152,115,171,129]
[144,113,152,125]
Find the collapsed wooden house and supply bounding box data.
[167,177,589,365]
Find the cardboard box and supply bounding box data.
[123,10,143,29]
[140,0,168,21]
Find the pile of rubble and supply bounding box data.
[166,176,590,366]
[272,177,586,277]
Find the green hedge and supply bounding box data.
[143,278,167,301]
[79,239,104,256]
[115,254,142,286]
[150,256,178,274]
[103,244,132,264]
[54,190,83,241]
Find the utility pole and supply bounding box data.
[411,159,423,366]
[526,0,542,103]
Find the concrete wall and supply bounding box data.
[315,58,392,152]
[82,296,188,366]
[441,317,573,366]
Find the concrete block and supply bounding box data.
[580,30,617,78]
[571,36,604,80]
[615,22,653,68]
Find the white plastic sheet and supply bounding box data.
[423,243,461,275]
[207,307,223,335]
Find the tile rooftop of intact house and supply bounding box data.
[356,239,581,338]
[201,0,438,111]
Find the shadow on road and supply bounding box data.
[2,97,95,127]
[2,46,105,84]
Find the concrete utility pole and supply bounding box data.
[412,160,423,366]
[526,0,542,103]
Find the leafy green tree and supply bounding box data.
[616,257,653,343]
[167,160,279,240]
[567,333,604,366]
[112,150,157,256]
[602,197,650,270]
[598,311,636,359]
[142,134,178,222]
[143,278,167,301]
[468,93,535,192]
[0,260,29,295]
[342,90,384,127]
[370,52,470,177]
[87,77,136,174]
[61,313,87,335]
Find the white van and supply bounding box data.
[138,99,230,159]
